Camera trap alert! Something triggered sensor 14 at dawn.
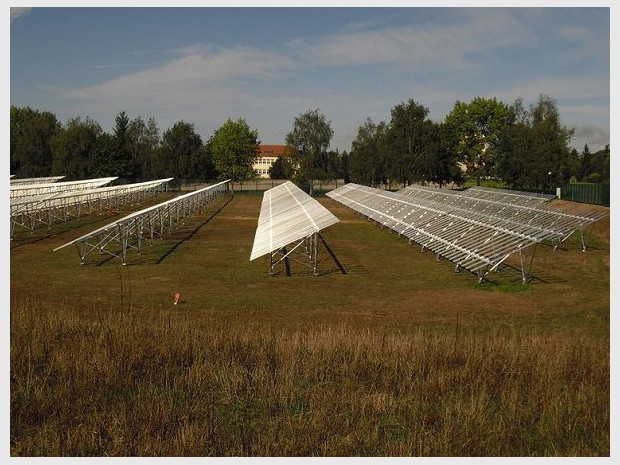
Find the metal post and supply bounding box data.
[312,232,319,275]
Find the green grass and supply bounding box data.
[10,192,610,456]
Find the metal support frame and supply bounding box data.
[11,178,172,239]
[10,177,118,199]
[327,184,558,284]
[330,183,606,283]
[399,184,605,252]
[267,232,346,276]
[250,181,343,277]
[54,180,231,265]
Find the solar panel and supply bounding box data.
[250,181,344,276]
[10,178,173,238]
[10,176,66,186]
[10,177,118,199]
[328,183,606,283]
[326,184,530,283]
[461,185,556,206]
[399,185,606,250]
[53,180,231,265]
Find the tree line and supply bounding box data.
[348,95,609,192]
[10,94,610,194]
[10,107,247,184]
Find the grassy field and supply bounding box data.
[10,191,610,456]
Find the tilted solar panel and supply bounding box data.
[10,176,66,185]
[250,181,339,261]
[10,177,118,199]
[53,179,230,265]
[328,183,606,283]
[399,184,606,250]
[10,178,173,238]
[328,184,543,283]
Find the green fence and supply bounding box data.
[559,182,609,206]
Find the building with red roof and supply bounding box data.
[254,145,289,179]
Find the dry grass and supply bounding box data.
[10,302,610,456]
[10,192,610,456]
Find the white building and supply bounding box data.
[254,145,288,179]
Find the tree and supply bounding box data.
[91,132,117,178]
[497,98,530,190]
[580,144,609,184]
[578,144,591,180]
[269,155,293,179]
[127,116,161,180]
[92,111,135,178]
[529,95,576,191]
[209,118,260,191]
[158,121,205,179]
[443,97,513,185]
[50,116,102,179]
[338,150,350,183]
[349,117,389,187]
[111,111,134,178]
[313,149,341,182]
[497,95,577,192]
[598,144,611,183]
[285,108,333,195]
[10,106,60,177]
[427,121,462,187]
[385,99,431,187]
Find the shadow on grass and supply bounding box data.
[479,262,568,286]
[256,246,370,278]
[63,197,233,268]
[10,215,115,250]
[155,196,233,265]
[266,263,368,278]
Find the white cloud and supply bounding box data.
[10,7,33,22]
[289,9,532,71]
[54,8,609,153]
[570,124,609,152]
[66,45,295,102]
[61,45,299,141]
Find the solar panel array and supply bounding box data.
[54,179,231,265]
[10,176,66,186]
[10,177,118,199]
[459,185,556,206]
[398,185,607,250]
[11,178,173,238]
[327,183,606,283]
[250,181,343,275]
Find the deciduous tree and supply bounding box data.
[209,118,260,191]
[386,99,430,187]
[127,116,161,180]
[158,121,205,179]
[285,108,333,195]
[349,118,388,187]
[269,155,293,180]
[10,106,60,177]
[529,95,576,191]
[443,97,512,185]
[50,117,102,179]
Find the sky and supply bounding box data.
[6,3,613,156]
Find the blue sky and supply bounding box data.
[8,3,613,154]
